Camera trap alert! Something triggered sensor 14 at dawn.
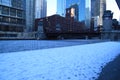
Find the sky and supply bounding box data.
[47,0,120,20]
[47,0,57,16]
[106,0,120,20]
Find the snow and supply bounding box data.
[0,42,120,80]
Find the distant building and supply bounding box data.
[91,0,106,26]
[0,0,25,32]
[66,4,79,21]
[66,0,92,28]
[25,0,35,32]
[66,0,86,22]
[57,0,106,29]
[35,0,47,18]
[57,0,66,16]
[116,0,120,10]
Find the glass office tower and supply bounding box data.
[35,0,47,18]
[66,0,91,28]
[66,0,86,22]
[0,0,25,32]
[57,0,66,16]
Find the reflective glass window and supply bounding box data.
[17,0,22,8]
[1,0,11,6]
[2,6,9,15]
[0,16,2,22]
[17,10,22,17]
[11,0,23,8]
[2,16,9,23]
[10,8,16,16]
[10,18,16,24]
[11,0,17,8]
[17,19,23,24]
[0,6,1,14]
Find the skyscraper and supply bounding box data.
[0,0,25,32]
[66,0,86,22]
[25,0,35,32]
[66,0,92,28]
[99,0,106,26]
[35,0,47,18]
[57,0,66,16]
[66,4,79,21]
[91,0,106,26]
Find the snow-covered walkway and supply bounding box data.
[0,42,120,80]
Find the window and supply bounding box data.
[17,0,22,8]
[2,6,9,15]
[0,6,1,14]
[1,0,11,6]
[10,8,16,16]
[17,10,22,17]
[10,18,16,24]
[56,24,61,31]
[11,0,23,9]
[0,16,2,22]
[17,19,23,24]
[0,0,1,4]
[11,0,17,8]
[2,16,9,23]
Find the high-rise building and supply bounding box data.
[66,0,92,28]
[66,4,79,21]
[0,0,25,32]
[57,0,106,28]
[57,0,66,16]
[25,0,35,32]
[91,0,106,26]
[116,0,120,9]
[66,0,86,22]
[85,0,91,28]
[35,0,47,18]
[99,0,106,26]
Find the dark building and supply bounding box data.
[0,0,25,32]
[116,0,120,9]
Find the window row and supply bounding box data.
[0,25,24,32]
[11,0,23,9]
[0,0,23,9]
[0,6,24,17]
[0,16,25,24]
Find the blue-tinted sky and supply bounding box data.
[47,0,57,16]
[106,0,120,20]
[47,0,120,20]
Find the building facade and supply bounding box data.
[91,0,106,26]
[0,0,25,32]
[57,0,106,29]
[116,0,120,9]
[35,0,47,18]
[66,0,86,22]
[66,0,92,28]
[66,4,79,21]
[25,0,35,32]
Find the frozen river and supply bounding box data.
[0,39,107,53]
[0,42,120,80]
